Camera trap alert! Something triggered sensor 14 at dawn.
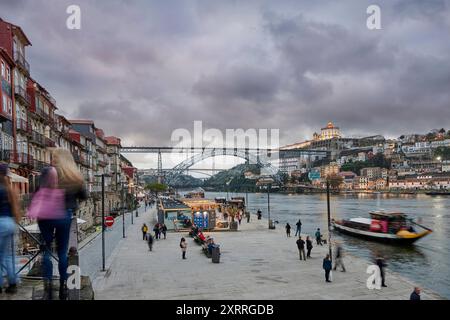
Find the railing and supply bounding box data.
[0,149,11,162]
[30,131,46,146]
[12,152,32,165]
[16,119,31,134]
[14,85,31,105]
[14,51,30,74]
[32,159,47,172]
[45,137,56,148]
[98,160,108,167]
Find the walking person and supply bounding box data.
[0,164,21,294]
[315,228,323,245]
[285,223,291,237]
[141,223,148,240]
[257,209,262,220]
[410,287,421,300]
[295,219,302,237]
[30,149,87,300]
[147,233,154,251]
[180,237,187,259]
[296,236,306,261]
[323,254,332,282]
[238,211,242,225]
[246,211,250,223]
[333,243,346,272]
[162,223,167,239]
[306,236,313,258]
[376,255,387,287]
[153,223,160,240]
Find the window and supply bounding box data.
[2,96,6,113]
[6,67,10,83]
[1,60,4,78]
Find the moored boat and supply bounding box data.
[332,211,432,245]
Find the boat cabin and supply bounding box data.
[369,211,410,233]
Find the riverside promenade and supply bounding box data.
[93,207,443,300]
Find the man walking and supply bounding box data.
[333,243,346,272]
[162,223,167,239]
[306,236,313,258]
[296,236,306,261]
[315,228,323,245]
[147,233,154,251]
[246,211,250,223]
[153,223,160,240]
[323,254,332,282]
[295,219,302,237]
[285,223,291,237]
[141,223,148,240]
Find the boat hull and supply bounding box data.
[332,222,430,245]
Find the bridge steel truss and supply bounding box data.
[121,147,330,186]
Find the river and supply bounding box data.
[201,191,450,299]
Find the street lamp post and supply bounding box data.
[267,183,271,229]
[121,182,126,238]
[101,174,106,271]
[326,180,332,261]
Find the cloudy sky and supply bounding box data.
[1,0,449,169]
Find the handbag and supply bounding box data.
[27,187,66,220]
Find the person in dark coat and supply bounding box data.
[376,256,387,287]
[306,236,313,258]
[323,254,332,282]
[153,224,160,240]
[315,228,323,245]
[285,223,291,237]
[296,237,306,261]
[162,224,167,239]
[333,243,346,272]
[257,209,262,220]
[410,287,421,300]
[295,219,302,237]
[147,233,154,251]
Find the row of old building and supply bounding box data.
[280,122,450,191]
[0,18,138,236]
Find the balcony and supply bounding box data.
[72,152,81,163]
[45,137,56,148]
[16,119,32,135]
[14,51,30,74]
[98,160,108,167]
[32,159,47,172]
[12,152,32,166]
[30,131,46,147]
[0,149,11,162]
[14,85,31,105]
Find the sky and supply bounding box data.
[1,0,449,169]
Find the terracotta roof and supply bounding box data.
[105,136,121,146]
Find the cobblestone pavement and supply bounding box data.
[93,211,444,300]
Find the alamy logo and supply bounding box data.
[66,5,81,30]
[366,5,382,30]
[366,265,382,290]
[67,265,81,290]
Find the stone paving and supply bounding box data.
[92,208,444,300]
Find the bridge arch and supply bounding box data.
[165,148,280,185]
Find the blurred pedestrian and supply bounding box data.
[141,223,148,240]
[333,243,346,272]
[147,233,154,251]
[154,223,160,240]
[295,219,302,237]
[285,223,291,237]
[257,209,262,220]
[246,211,250,223]
[162,223,167,239]
[376,255,387,287]
[180,237,187,259]
[0,164,21,294]
[315,228,323,245]
[32,149,87,300]
[296,236,306,261]
[323,254,332,282]
[410,287,421,300]
[306,236,313,258]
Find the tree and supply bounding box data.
[145,182,168,196]
[327,174,343,190]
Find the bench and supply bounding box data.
[202,245,212,258]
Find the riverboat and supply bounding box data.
[332,211,432,245]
